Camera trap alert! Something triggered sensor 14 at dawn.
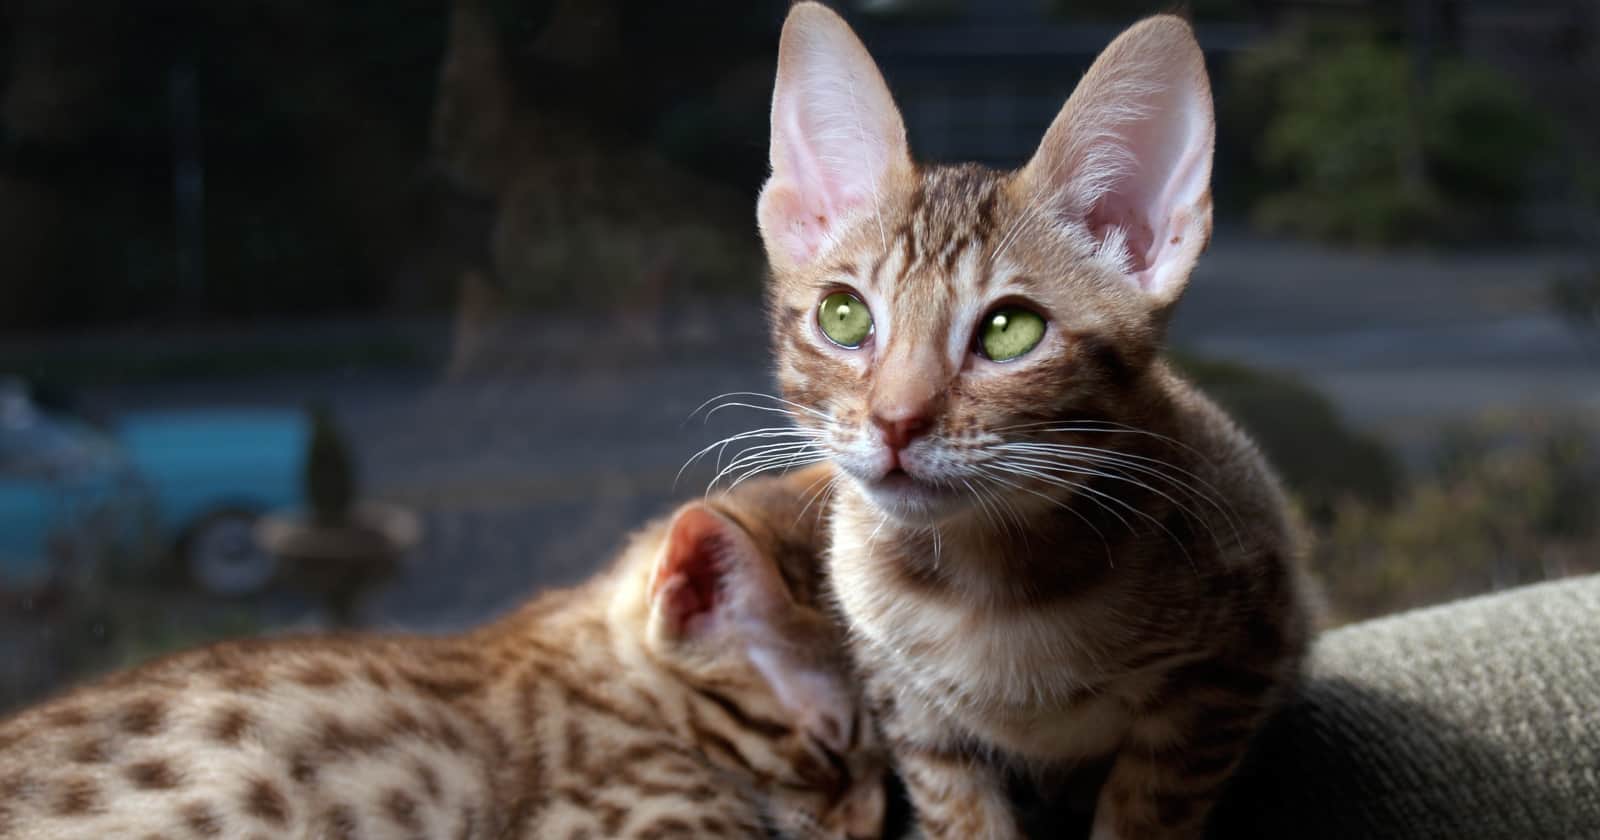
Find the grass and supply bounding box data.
[0,585,267,714]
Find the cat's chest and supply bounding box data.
[834,552,1140,760]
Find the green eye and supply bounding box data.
[817,292,873,348]
[979,307,1046,361]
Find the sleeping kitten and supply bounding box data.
[755,5,1316,839]
[0,465,886,839]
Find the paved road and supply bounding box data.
[1175,235,1598,454]
[67,232,1599,632]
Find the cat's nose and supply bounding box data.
[871,411,931,452]
[868,338,945,452]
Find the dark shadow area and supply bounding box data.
[986,674,1596,840]
[1210,674,1599,838]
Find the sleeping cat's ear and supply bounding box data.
[1019,15,1214,306]
[646,503,785,642]
[758,1,910,268]
[647,501,861,754]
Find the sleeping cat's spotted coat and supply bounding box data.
[757,6,1316,839]
[0,465,885,839]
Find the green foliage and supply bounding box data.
[1045,0,1252,21]
[1318,415,1600,621]
[305,404,357,527]
[1234,28,1551,245]
[500,218,759,311]
[857,0,965,19]
[492,150,763,311]
[1177,358,1598,623]
[0,588,263,715]
[1552,161,1600,332]
[1550,267,1600,332]
[1175,355,1400,519]
[1425,62,1552,207]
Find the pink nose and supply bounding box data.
[872,413,930,452]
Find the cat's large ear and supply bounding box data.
[647,502,860,753]
[758,2,910,269]
[646,503,786,643]
[1019,15,1214,306]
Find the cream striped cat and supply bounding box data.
[755,6,1316,839]
[0,465,886,839]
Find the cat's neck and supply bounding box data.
[831,482,1122,610]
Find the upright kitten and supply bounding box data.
[0,465,886,839]
[756,6,1315,839]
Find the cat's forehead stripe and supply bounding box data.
[886,166,1006,290]
[861,165,1008,351]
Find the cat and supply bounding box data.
[753,5,1317,839]
[0,464,886,839]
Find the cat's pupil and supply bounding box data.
[994,314,1009,331]
[836,304,851,320]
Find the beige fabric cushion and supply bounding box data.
[1212,574,1600,838]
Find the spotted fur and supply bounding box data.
[757,6,1316,839]
[0,466,886,839]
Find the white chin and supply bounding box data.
[858,472,970,524]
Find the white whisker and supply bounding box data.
[686,391,832,424]
[976,466,1114,566]
[795,472,841,528]
[988,462,1138,539]
[997,441,1242,548]
[1000,453,1218,548]
[989,460,1195,567]
[676,426,823,488]
[996,419,1211,462]
[709,441,821,494]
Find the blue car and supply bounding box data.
[0,378,308,597]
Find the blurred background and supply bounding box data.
[1,0,1596,712]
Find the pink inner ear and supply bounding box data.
[761,3,909,268]
[1025,16,1214,300]
[653,508,732,638]
[1087,195,1155,275]
[1083,101,1206,287]
[758,180,830,266]
[677,536,722,619]
[653,570,714,638]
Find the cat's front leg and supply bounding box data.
[1089,668,1272,840]
[895,741,1022,840]
[870,682,1022,840]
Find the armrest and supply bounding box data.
[1211,574,1600,839]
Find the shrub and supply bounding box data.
[1044,0,1252,21]
[1550,268,1600,332]
[1178,358,1598,623]
[1316,415,1600,622]
[1176,355,1400,521]
[1551,161,1600,332]
[1234,28,1551,245]
[490,148,762,311]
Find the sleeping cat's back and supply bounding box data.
[0,616,559,839]
[0,583,723,840]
